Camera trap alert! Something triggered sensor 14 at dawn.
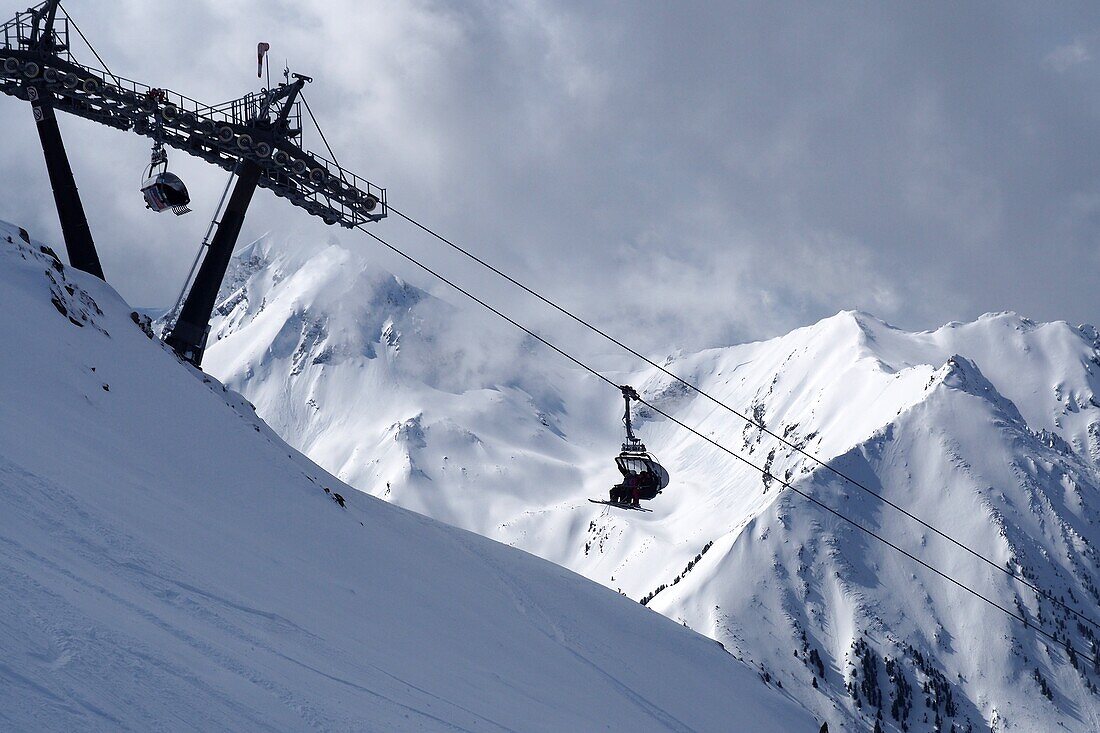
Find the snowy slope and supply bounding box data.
[201,236,610,530]
[203,235,1100,731]
[0,223,820,731]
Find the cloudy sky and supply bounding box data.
[2,1,1098,356]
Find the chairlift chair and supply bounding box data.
[596,385,670,508]
[141,142,191,216]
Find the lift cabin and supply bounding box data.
[591,385,670,511]
[141,142,191,216]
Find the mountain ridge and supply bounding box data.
[202,234,1100,730]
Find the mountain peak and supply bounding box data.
[928,353,1029,426]
[936,353,993,393]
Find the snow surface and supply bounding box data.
[204,234,1100,731]
[0,223,820,731]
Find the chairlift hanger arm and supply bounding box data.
[620,384,640,442]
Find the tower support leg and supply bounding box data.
[165,160,262,367]
[29,84,104,280]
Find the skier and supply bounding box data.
[633,464,655,499]
[610,471,639,505]
[630,472,643,507]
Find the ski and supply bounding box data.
[588,499,653,512]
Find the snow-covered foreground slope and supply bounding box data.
[0,224,820,731]
[204,235,1100,731]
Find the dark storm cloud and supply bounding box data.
[1,1,1096,355]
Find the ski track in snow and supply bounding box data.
[446,528,697,733]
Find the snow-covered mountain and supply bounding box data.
[204,234,1100,732]
[0,222,821,731]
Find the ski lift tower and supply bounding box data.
[1,0,388,367]
[4,1,103,278]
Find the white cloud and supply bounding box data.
[1045,39,1091,72]
[1,1,1098,352]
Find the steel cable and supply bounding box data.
[355,221,1099,667]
